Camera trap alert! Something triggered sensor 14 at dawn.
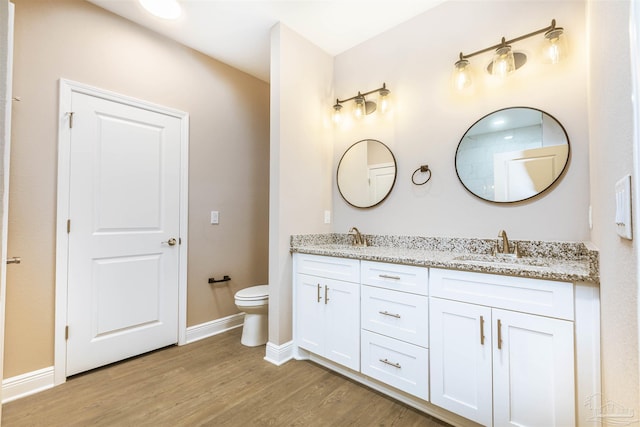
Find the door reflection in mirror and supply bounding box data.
[455,107,570,203]
[337,139,397,208]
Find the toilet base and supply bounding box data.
[240,312,268,347]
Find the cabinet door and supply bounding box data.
[492,309,575,427]
[429,298,493,426]
[295,273,326,354]
[325,279,360,371]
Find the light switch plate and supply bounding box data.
[210,210,219,225]
[615,175,632,240]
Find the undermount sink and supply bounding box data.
[452,253,551,268]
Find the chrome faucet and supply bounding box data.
[496,229,520,257]
[348,227,367,247]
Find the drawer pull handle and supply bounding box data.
[379,310,401,319]
[379,358,401,369]
[379,274,401,280]
[480,315,485,345]
[317,284,321,303]
[324,285,329,305]
[497,319,503,350]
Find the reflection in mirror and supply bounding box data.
[455,107,570,203]
[337,139,397,208]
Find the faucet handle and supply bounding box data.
[513,242,520,258]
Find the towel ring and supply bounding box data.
[411,165,432,186]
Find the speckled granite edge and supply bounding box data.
[290,234,600,284]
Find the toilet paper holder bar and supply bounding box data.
[208,275,231,284]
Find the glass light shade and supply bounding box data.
[332,104,343,124]
[543,28,567,64]
[354,98,365,119]
[378,89,391,113]
[139,0,182,20]
[491,46,516,78]
[452,58,473,91]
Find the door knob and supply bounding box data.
[162,238,177,246]
[6,257,20,264]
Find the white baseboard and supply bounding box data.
[264,340,294,366]
[2,366,55,403]
[185,313,244,344]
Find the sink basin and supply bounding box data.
[452,253,551,268]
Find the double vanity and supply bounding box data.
[291,233,600,427]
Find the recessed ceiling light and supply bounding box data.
[139,0,182,20]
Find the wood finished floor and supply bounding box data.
[2,328,451,427]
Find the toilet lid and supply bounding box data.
[235,285,269,300]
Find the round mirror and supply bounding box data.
[337,139,397,208]
[455,107,570,203]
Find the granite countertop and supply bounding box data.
[290,234,599,284]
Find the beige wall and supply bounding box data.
[588,0,639,417]
[268,24,334,345]
[5,0,269,378]
[333,1,590,242]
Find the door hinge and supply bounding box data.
[67,219,71,233]
[65,326,69,340]
[68,112,74,128]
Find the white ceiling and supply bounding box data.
[87,0,445,82]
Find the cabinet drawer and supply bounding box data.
[361,261,428,295]
[361,330,429,401]
[430,268,574,320]
[361,286,428,347]
[294,253,360,283]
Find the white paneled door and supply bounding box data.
[64,88,183,376]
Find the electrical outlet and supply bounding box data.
[324,210,331,224]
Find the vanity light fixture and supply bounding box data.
[452,19,566,91]
[332,83,391,123]
[139,0,182,20]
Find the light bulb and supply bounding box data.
[354,97,365,119]
[452,58,473,91]
[543,28,567,64]
[139,0,182,20]
[378,87,391,113]
[332,104,343,124]
[491,45,515,78]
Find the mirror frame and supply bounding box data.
[455,107,571,204]
[337,139,397,209]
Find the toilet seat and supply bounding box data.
[235,285,269,301]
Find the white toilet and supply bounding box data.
[234,285,269,347]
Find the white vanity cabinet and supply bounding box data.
[293,252,599,427]
[294,254,361,371]
[360,261,429,400]
[429,268,576,427]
